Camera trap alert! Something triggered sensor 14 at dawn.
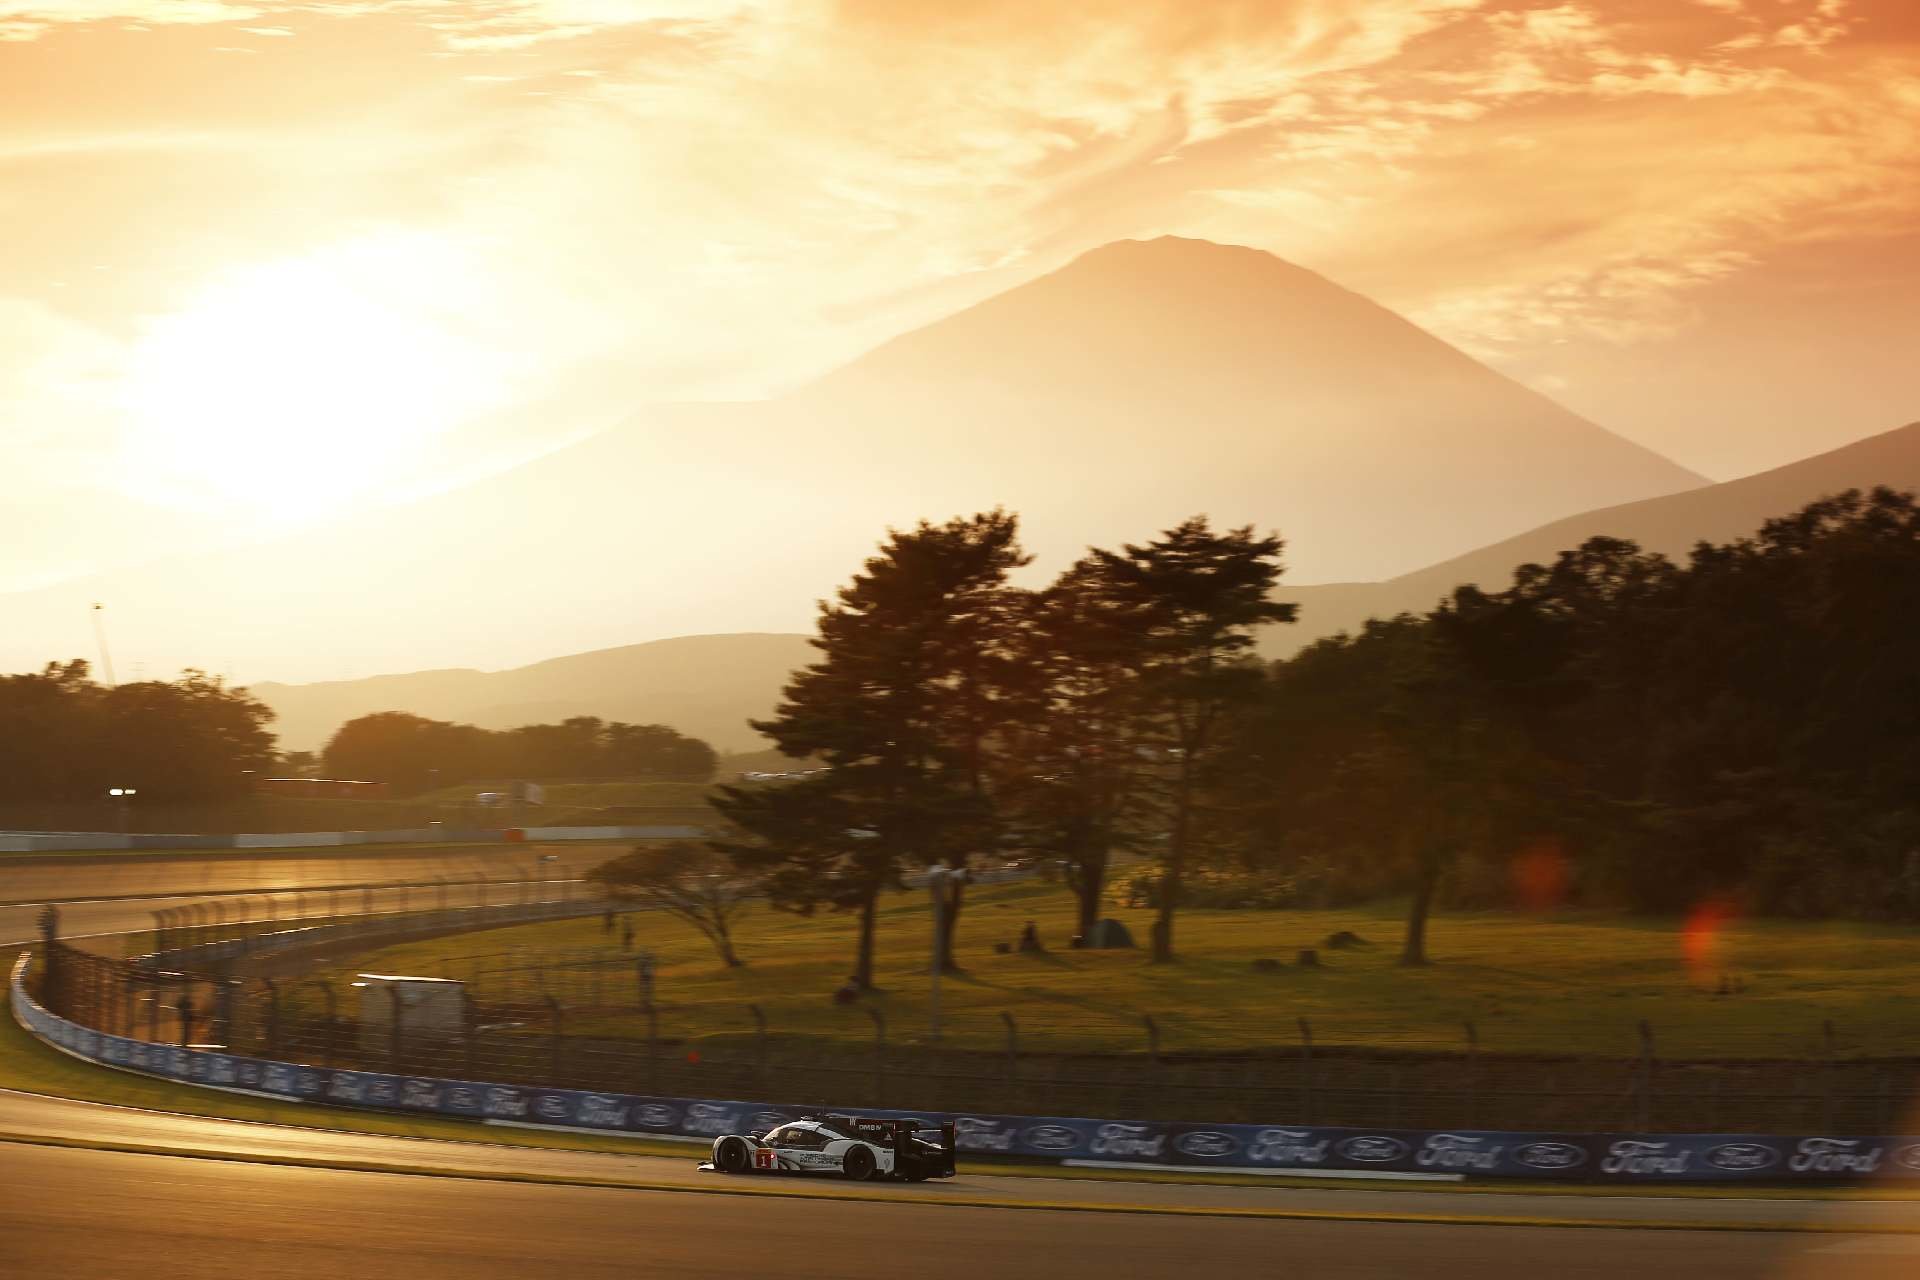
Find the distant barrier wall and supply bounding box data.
[0,825,705,854]
[13,954,1920,1184]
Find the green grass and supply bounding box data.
[329,881,1920,1062]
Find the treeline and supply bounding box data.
[712,490,1920,984]
[322,712,717,794]
[0,662,275,803]
[1226,486,1920,942]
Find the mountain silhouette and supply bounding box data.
[4,236,1701,687]
[1270,418,1920,657]
[248,424,1920,751]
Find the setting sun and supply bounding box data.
[117,242,503,522]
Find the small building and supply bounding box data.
[353,973,466,1052]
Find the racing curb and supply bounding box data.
[1,1128,1915,1234]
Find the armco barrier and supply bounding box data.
[0,824,708,854]
[13,955,1920,1183]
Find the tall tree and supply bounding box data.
[1000,556,1157,939]
[712,511,1028,989]
[1094,518,1294,962]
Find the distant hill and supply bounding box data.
[256,422,1919,750]
[1270,419,1920,656]
[255,633,811,752]
[0,236,1699,685]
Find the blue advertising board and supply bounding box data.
[12,958,1916,1182]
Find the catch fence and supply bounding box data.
[27,932,1920,1136]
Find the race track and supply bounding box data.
[5,854,1920,1278]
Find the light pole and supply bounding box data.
[924,865,969,1043]
[107,787,137,834]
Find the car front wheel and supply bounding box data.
[715,1136,753,1174]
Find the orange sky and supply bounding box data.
[4,0,1917,594]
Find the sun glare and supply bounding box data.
[118,242,502,522]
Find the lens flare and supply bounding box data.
[1682,897,1736,985]
[1509,839,1571,912]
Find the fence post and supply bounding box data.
[1464,1019,1479,1128]
[1298,1016,1315,1124]
[122,968,138,1036]
[545,994,563,1082]
[262,977,280,1055]
[464,991,479,1080]
[178,991,195,1048]
[1001,1012,1019,1086]
[868,1006,887,1106]
[1636,1019,1655,1131]
[146,976,161,1042]
[311,980,337,1071]
[389,985,405,1070]
[1822,1019,1837,1132]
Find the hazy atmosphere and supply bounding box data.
[6,0,1918,684]
[8,5,1920,1275]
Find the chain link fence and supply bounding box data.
[28,925,1920,1135]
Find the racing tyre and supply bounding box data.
[715,1136,753,1175]
[842,1145,876,1181]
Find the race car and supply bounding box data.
[700,1114,957,1182]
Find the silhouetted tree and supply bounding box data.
[591,844,753,967]
[1093,518,1294,962]
[712,512,1028,989]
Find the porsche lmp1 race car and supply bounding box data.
[700,1115,958,1182]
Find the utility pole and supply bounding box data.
[90,602,117,686]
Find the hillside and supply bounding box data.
[1268,419,1920,656]
[254,633,812,752]
[1,236,1698,686]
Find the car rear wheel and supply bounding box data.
[842,1145,876,1181]
[715,1136,753,1174]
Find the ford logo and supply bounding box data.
[1896,1144,1920,1173]
[634,1104,678,1129]
[446,1089,480,1109]
[535,1096,570,1120]
[1174,1131,1240,1159]
[749,1112,790,1131]
[1022,1125,1082,1152]
[1705,1143,1779,1172]
[1514,1142,1588,1171]
[1337,1136,1409,1163]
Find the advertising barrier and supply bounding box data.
[12,956,1917,1183]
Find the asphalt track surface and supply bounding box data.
[5,852,1920,1277]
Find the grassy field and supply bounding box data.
[326,879,1920,1063]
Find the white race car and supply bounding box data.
[700,1115,957,1182]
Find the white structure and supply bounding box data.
[353,973,466,1051]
